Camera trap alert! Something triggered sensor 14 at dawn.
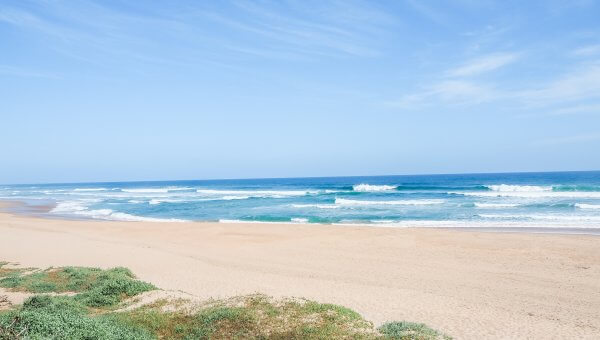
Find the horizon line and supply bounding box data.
[3,169,600,187]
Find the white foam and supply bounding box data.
[457,191,600,198]
[352,184,397,192]
[218,219,291,224]
[51,200,187,222]
[474,203,520,208]
[575,203,600,210]
[291,218,309,223]
[335,198,444,206]
[121,188,170,193]
[196,189,314,196]
[128,200,144,204]
[221,195,251,200]
[106,212,187,222]
[291,204,339,209]
[486,184,552,192]
[51,200,89,213]
[332,220,600,229]
[73,188,108,192]
[166,187,194,191]
[479,214,600,221]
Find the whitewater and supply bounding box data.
[1,171,599,230]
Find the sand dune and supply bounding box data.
[0,207,599,339]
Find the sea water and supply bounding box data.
[2,171,600,232]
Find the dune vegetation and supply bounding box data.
[0,262,450,339]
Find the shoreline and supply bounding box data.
[1,201,599,338]
[2,199,600,236]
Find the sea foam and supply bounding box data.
[486,184,552,192]
[335,198,444,206]
[458,191,600,198]
[291,204,339,209]
[479,214,600,221]
[474,203,520,208]
[196,189,315,197]
[51,200,187,222]
[122,188,171,193]
[575,203,600,210]
[352,184,397,192]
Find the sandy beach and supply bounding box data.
[0,204,599,339]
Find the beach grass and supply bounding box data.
[0,262,450,339]
[378,321,452,340]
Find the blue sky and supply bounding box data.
[1,0,600,184]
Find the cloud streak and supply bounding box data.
[519,63,600,105]
[0,0,396,77]
[531,133,600,147]
[572,44,600,56]
[446,53,519,77]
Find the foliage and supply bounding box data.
[0,265,155,308]
[0,295,151,340]
[0,263,450,339]
[378,321,451,340]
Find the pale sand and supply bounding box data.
[0,208,599,339]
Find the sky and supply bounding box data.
[1,0,600,184]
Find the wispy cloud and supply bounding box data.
[389,48,600,111]
[0,65,59,79]
[405,0,448,25]
[198,0,393,58]
[0,0,395,75]
[388,52,516,108]
[387,80,498,108]
[531,133,600,147]
[446,53,519,77]
[519,63,600,105]
[550,103,600,115]
[572,44,600,57]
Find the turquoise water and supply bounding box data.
[2,171,600,231]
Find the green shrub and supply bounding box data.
[0,265,155,308]
[0,263,451,340]
[378,321,450,340]
[0,275,23,289]
[75,276,155,308]
[0,295,152,340]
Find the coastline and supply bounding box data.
[3,199,600,236]
[1,201,599,338]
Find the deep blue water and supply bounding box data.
[2,171,600,229]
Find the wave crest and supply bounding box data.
[352,184,397,192]
[575,203,600,210]
[51,200,187,222]
[486,184,552,192]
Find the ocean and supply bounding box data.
[2,171,600,232]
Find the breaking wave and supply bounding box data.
[486,184,552,192]
[51,200,187,222]
[352,184,397,192]
[575,203,600,210]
